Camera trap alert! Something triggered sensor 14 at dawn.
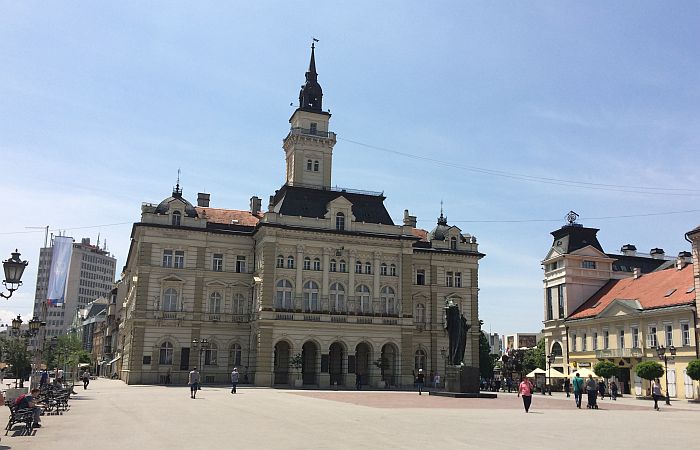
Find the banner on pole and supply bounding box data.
[46,236,73,307]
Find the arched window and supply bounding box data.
[390,264,397,276]
[330,282,345,313]
[159,341,173,365]
[306,160,313,171]
[313,258,321,271]
[356,285,371,314]
[230,343,242,367]
[329,259,337,272]
[303,257,311,270]
[415,303,425,324]
[551,342,563,357]
[313,160,319,172]
[380,286,396,315]
[276,255,284,268]
[209,292,221,314]
[450,236,457,250]
[414,349,427,371]
[335,212,345,231]
[287,256,295,269]
[380,263,388,276]
[172,210,181,226]
[355,260,362,274]
[303,281,319,311]
[233,293,246,315]
[365,262,372,274]
[339,260,346,273]
[204,342,218,366]
[275,280,293,310]
[163,288,178,312]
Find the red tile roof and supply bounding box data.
[195,207,262,227]
[568,264,695,320]
[411,228,429,241]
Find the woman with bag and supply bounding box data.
[518,376,534,413]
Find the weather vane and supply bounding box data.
[565,210,579,226]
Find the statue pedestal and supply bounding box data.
[429,365,497,399]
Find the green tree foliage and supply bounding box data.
[1,337,32,387]
[635,361,664,381]
[686,360,700,381]
[523,339,546,373]
[594,360,619,379]
[479,332,497,379]
[44,335,90,369]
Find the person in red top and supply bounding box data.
[518,376,534,413]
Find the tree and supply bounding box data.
[479,332,496,379]
[2,337,31,388]
[523,339,546,373]
[635,361,664,381]
[686,360,700,381]
[594,360,619,379]
[289,353,303,379]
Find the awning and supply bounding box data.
[107,355,122,365]
[544,367,567,378]
[570,367,595,378]
[526,368,546,378]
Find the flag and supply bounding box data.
[46,236,73,307]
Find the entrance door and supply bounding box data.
[684,370,695,399]
[329,343,344,386]
[302,341,318,385]
[274,341,290,385]
[667,368,677,398]
[617,368,631,395]
[355,343,371,385]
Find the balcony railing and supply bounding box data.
[595,348,643,358]
[288,127,335,139]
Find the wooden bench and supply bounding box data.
[5,403,34,435]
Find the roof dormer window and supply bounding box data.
[450,236,457,250]
[172,210,181,226]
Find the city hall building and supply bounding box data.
[117,46,484,386]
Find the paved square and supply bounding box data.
[4,379,698,449]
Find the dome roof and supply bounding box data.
[429,213,451,241]
[155,185,198,218]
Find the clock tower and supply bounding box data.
[283,43,336,188]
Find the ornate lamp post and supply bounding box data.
[191,338,210,374]
[440,346,447,386]
[11,315,22,337]
[1,250,28,299]
[546,353,556,395]
[656,345,676,405]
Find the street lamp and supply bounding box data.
[191,338,210,374]
[11,315,22,336]
[1,250,28,299]
[546,354,556,395]
[656,345,676,406]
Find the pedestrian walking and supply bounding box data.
[355,372,362,390]
[415,369,425,395]
[572,373,584,408]
[651,378,662,410]
[610,381,618,400]
[564,377,571,398]
[188,367,200,399]
[518,376,534,413]
[597,379,606,400]
[586,375,598,409]
[231,367,240,394]
[82,370,91,390]
[40,369,48,388]
[433,372,441,390]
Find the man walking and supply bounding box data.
[231,367,239,394]
[572,372,584,408]
[518,376,534,413]
[188,367,200,399]
[81,369,91,390]
[586,374,598,409]
[415,369,425,395]
[564,377,571,398]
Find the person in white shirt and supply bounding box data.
[188,368,200,399]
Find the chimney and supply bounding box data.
[403,209,417,227]
[650,248,665,259]
[676,251,692,269]
[621,244,637,256]
[250,196,262,215]
[633,267,641,279]
[197,192,210,208]
[268,195,275,211]
[81,238,90,245]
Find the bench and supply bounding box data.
[5,403,34,435]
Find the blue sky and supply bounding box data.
[1,1,699,334]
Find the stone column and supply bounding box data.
[373,252,381,312]
[295,245,304,309]
[348,251,356,311]
[255,327,274,386]
[322,248,330,296]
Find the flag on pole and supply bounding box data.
[46,236,73,307]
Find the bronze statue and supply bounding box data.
[445,300,470,366]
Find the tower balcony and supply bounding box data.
[287,127,336,140]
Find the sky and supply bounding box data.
[1,1,699,335]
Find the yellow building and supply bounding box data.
[542,214,699,399]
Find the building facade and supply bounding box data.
[32,237,117,337]
[542,217,699,398]
[117,46,484,387]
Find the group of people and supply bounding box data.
[187,367,240,399]
[565,375,619,402]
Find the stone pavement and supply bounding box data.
[3,379,698,450]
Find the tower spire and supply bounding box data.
[298,40,323,112]
[308,39,317,75]
[438,200,448,225]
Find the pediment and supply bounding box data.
[543,247,563,261]
[205,280,227,287]
[161,275,185,283]
[570,245,608,258]
[328,196,353,208]
[597,299,642,318]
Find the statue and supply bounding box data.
[444,300,470,366]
